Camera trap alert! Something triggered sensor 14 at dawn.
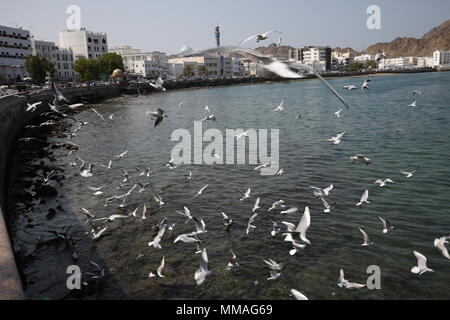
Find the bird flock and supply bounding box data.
[16,35,449,300]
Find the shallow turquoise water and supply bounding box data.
[10,72,450,299]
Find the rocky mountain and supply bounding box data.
[364,19,450,57]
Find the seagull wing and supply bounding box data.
[295,207,311,244]
[414,251,428,270]
[157,256,165,277]
[239,34,259,45]
[359,228,369,244]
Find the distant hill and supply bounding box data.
[363,19,450,57]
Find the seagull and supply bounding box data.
[195,185,209,197]
[239,31,282,45]
[378,217,394,234]
[328,132,346,145]
[227,249,239,270]
[91,214,129,222]
[26,101,42,112]
[37,170,55,184]
[272,99,285,112]
[204,105,211,113]
[362,79,371,90]
[191,217,208,235]
[349,154,372,166]
[115,151,128,159]
[166,158,178,170]
[131,203,147,220]
[321,197,337,214]
[80,207,95,220]
[338,269,366,289]
[434,236,450,260]
[148,226,166,249]
[92,108,106,120]
[411,251,434,275]
[176,206,194,223]
[269,219,282,237]
[253,197,261,213]
[149,77,166,91]
[178,102,184,109]
[263,259,284,281]
[310,185,334,198]
[91,226,108,240]
[401,170,416,178]
[359,227,373,246]
[52,82,69,103]
[146,109,168,127]
[335,109,343,118]
[268,200,287,212]
[153,194,165,208]
[374,179,394,188]
[291,289,308,300]
[408,101,417,107]
[412,90,422,96]
[79,160,94,178]
[194,249,212,286]
[221,212,233,227]
[174,233,200,244]
[89,185,104,195]
[289,207,311,245]
[296,113,302,119]
[185,171,192,182]
[280,207,298,215]
[149,256,165,278]
[238,188,251,201]
[109,113,114,120]
[246,213,258,235]
[343,85,358,90]
[254,162,274,171]
[356,190,370,207]
[201,115,216,122]
[276,169,285,175]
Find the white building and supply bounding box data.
[354,54,376,62]
[59,28,108,59]
[378,57,417,70]
[433,50,450,70]
[110,46,168,79]
[168,56,234,78]
[417,56,434,68]
[231,58,244,76]
[297,46,332,71]
[0,25,32,82]
[31,39,75,80]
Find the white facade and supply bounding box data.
[31,39,75,80]
[0,25,32,82]
[354,54,376,62]
[433,50,450,70]
[59,28,108,59]
[417,57,434,68]
[168,56,234,77]
[231,58,244,76]
[378,57,417,70]
[112,46,168,78]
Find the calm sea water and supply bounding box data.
[8,72,450,300]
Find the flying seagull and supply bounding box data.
[356,190,370,207]
[408,101,417,107]
[411,251,434,275]
[148,226,166,249]
[378,217,394,234]
[239,31,283,45]
[335,109,343,118]
[374,179,394,187]
[194,249,212,286]
[176,206,194,223]
[149,256,165,278]
[26,101,42,112]
[343,85,358,90]
[195,185,209,197]
[434,236,450,260]
[338,269,366,289]
[328,132,346,145]
[238,188,251,201]
[349,154,372,166]
[146,109,168,127]
[359,227,374,246]
[272,99,285,112]
[401,170,416,178]
[290,289,308,300]
[149,77,166,91]
[310,185,334,198]
[362,79,371,90]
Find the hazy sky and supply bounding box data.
[1,0,449,54]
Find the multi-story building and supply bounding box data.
[417,57,434,68]
[0,25,32,83]
[331,51,354,69]
[354,54,376,62]
[168,56,234,77]
[433,50,450,70]
[231,58,244,76]
[59,28,108,59]
[31,39,75,80]
[378,57,417,70]
[287,46,331,72]
[111,46,168,79]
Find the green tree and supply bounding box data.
[183,65,194,77]
[98,53,124,76]
[346,62,364,72]
[198,65,208,77]
[366,60,377,69]
[25,56,55,84]
[74,58,101,82]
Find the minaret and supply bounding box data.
[215,25,220,47]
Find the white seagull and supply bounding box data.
[378,217,394,234]
[195,185,209,197]
[272,99,285,112]
[434,236,450,260]
[328,132,346,145]
[26,101,42,112]
[374,179,394,187]
[401,170,416,178]
[290,289,308,300]
[194,249,212,286]
[239,31,282,45]
[338,269,366,289]
[148,226,166,249]
[356,190,370,207]
[362,79,371,90]
[359,227,373,246]
[411,251,434,275]
[149,256,165,278]
[335,109,343,118]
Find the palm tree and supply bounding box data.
[183,65,194,77]
[198,65,208,77]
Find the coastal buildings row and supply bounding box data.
[0,25,32,82]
